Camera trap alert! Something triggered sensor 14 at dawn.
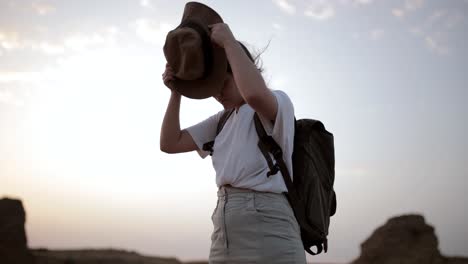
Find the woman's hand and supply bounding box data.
[162,62,177,93]
[208,23,236,48]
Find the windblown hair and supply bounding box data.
[227,41,268,74]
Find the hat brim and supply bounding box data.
[171,43,227,99]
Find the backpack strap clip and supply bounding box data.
[266,164,280,177]
[253,113,286,177]
[257,136,280,177]
[202,141,215,156]
[202,108,235,156]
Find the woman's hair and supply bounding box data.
[227,41,267,74]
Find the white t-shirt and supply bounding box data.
[186,90,295,193]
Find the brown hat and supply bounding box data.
[163,2,227,99]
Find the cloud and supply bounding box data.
[392,8,405,18]
[352,29,384,42]
[0,31,23,50]
[273,0,376,20]
[370,29,385,40]
[304,2,335,21]
[390,1,463,56]
[424,33,449,55]
[444,13,464,30]
[273,0,296,15]
[408,8,465,55]
[61,27,120,52]
[0,71,43,83]
[63,33,107,52]
[272,23,284,31]
[338,0,374,6]
[0,88,23,106]
[408,26,423,36]
[140,0,155,9]
[33,42,65,55]
[31,2,56,15]
[408,26,450,55]
[0,27,120,55]
[140,0,151,7]
[426,9,464,30]
[0,75,34,107]
[134,19,174,46]
[391,0,424,18]
[404,0,424,11]
[39,28,120,54]
[352,0,373,5]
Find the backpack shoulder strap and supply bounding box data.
[216,108,235,135]
[253,113,295,191]
[253,112,315,239]
[253,113,280,177]
[202,108,235,156]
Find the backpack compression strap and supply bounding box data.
[202,108,235,156]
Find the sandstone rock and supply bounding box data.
[350,214,468,264]
[0,197,35,264]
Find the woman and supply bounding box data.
[160,22,306,264]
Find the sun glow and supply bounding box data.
[14,46,188,202]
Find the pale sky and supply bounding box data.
[1,0,467,262]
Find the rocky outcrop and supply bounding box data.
[3,197,466,264]
[32,249,182,264]
[0,197,35,264]
[350,214,468,264]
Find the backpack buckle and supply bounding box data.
[271,148,283,159]
[267,163,280,177]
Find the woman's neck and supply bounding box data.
[235,101,246,113]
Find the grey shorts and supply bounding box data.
[209,185,306,264]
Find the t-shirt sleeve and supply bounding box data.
[257,90,295,161]
[185,110,224,159]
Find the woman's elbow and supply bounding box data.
[160,142,174,153]
[244,92,264,108]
